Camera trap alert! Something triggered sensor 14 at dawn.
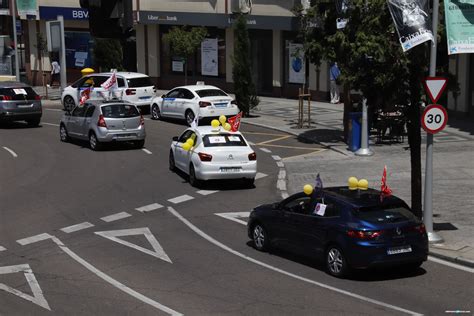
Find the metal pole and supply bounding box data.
[424,0,443,243]
[11,0,20,81]
[355,98,374,156]
[58,15,67,93]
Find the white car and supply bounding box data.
[61,72,156,112]
[150,85,239,126]
[169,126,257,187]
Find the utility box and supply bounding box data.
[348,112,362,152]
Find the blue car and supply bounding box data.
[247,187,428,278]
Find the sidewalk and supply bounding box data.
[243,96,474,268]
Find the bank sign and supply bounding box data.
[444,0,474,54]
[39,6,88,20]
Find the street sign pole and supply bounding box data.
[11,0,20,81]
[57,15,67,92]
[424,0,443,244]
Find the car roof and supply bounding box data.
[85,100,135,107]
[0,81,33,88]
[173,85,223,92]
[92,72,149,79]
[190,126,242,136]
[322,186,406,208]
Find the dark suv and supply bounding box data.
[0,82,42,126]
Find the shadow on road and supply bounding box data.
[0,121,42,129]
[173,168,256,191]
[297,129,345,144]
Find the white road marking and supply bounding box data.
[17,233,54,246]
[278,170,286,179]
[0,264,50,310]
[135,203,163,213]
[41,122,60,127]
[44,108,63,112]
[247,141,255,145]
[142,149,152,155]
[0,245,6,251]
[196,190,219,196]
[100,212,131,223]
[255,172,268,180]
[60,222,94,234]
[428,256,474,273]
[271,155,282,161]
[276,161,285,168]
[2,147,17,158]
[277,179,287,191]
[168,207,422,316]
[215,212,250,226]
[144,117,151,121]
[259,148,271,153]
[281,192,290,199]
[168,195,194,204]
[95,227,172,263]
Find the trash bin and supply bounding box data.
[81,68,95,77]
[349,112,362,152]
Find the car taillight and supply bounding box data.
[35,95,41,100]
[248,152,257,161]
[140,114,145,126]
[198,152,212,162]
[126,89,136,95]
[98,115,107,128]
[411,224,426,234]
[199,101,211,108]
[347,230,383,239]
[0,95,12,100]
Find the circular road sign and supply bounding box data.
[422,104,448,134]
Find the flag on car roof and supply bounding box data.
[79,86,93,106]
[101,70,118,91]
[380,165,392,201]
[228,112,242,132]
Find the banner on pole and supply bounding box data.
[444,0,474,55]
[289,43,305,84]
[201,38,218,77]
[387,0,434,52]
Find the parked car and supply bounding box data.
[169,126,257,187]
[247,187,428,278]
[0,81,42,126]
[61,72,156,112]
[150,84,239,126]
[59,100,146,150]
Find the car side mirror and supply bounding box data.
[172,136,179,142]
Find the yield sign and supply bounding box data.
[95,227,172,263]
[424,77,448,104]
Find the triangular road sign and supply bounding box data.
[95,227,172,263]
[424,77,448,104]
[0,264,51,310]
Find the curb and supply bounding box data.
[429,250,474,268]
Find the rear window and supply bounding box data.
[101,104,140,118]
[354,205,416,223]
[202,134,247,147]
[126,77,153,88]
[195,89,228,98]
[0,87,38,100]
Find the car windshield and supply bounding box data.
[202,134,247,147]
[354,205,416,223]
[126,77,153,88]
[101,104,140,118]
[0,87,38,100]
[195,89,228,98]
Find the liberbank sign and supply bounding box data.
[139,11,298,31]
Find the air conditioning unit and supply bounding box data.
[231,0,252,14]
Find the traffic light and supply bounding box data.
[80,0,133,38]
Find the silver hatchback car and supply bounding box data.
[0,81,42,126]
[59,100,146,150]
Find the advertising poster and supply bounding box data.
[387,0,434,52]
[289,43,305,84]
[444,0,474,54]
[16,0,37,16]
[201,38,218,76]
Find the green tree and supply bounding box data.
[232,13,259,116]
[93,38,123,72]
[163,26,207,85]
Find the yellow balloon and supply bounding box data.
[219,115,227,124]
[182,142,191,151]
[348,177,359,190]
[186,138,194,146]
[303,184,314,195]
[358,179,369,190]
[224,123,231,131]
[211,119,220,128]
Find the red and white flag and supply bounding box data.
[101,70,118,91]
[79,86,93,106]
[228,112,242,132]
[380,165,392,199]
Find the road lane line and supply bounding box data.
[44,108,63,112]
[17,233,54,246]
[2,147,17,158]
[0,245,6,251]
[168,195,194,204]
[42,122,60,127]
[196,190,219,196]
[247,141,255,145]
[142,149,152,155]
[428,256,474,273]
[135,203,163,213]
[242,131,287,137]
[215,212,250,226]
[101,212,132,223]
[278,170,286,179]
[168,207,422,316]
[60,222,95,233]
[255,172,268,180]
[271,155,282,161]
[259,148,271,153]
[256,135,292,145]
[276,161,284,168]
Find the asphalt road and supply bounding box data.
[0,107,472,315]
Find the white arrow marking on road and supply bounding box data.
[255,172,268,180]
[2,147,17,158]
[0,245,6,251]
[214,212,250,226]
[95,227,172,263]
[0,264,51,311]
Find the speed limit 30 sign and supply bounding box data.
[422,104,448,134]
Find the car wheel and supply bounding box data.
[185,110,195,126]
[169,150,176,172]
[151,104,161,120]
[134,139,145,149]
[189,164,200,187]
[326,245,349,278]
[26,118,41,127]
[63,96,75,112]
[59,124,69,142]
[244,178,255,188]
[252,224,269,251]
[89,132,102,151]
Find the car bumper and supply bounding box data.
[195,161,257,181]
[96,127,146,143]
[199,107,239,119]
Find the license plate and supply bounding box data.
[214,103,228,108]
[116,134,134,138]
[220,167,241,173]
[139,96,151,100]
[387,246,412,255]
[18,104,33,108]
